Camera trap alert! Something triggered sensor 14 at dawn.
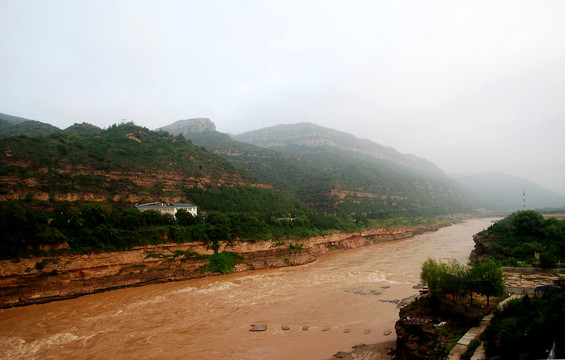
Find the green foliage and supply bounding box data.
[175,209,197,226]
[484,292,565,359]
[205,251,243,273]
[180,123,469,215]
[539,252,558,269]
[421,258,443,295]
[0,120,61,139]
[0,120,460,258]
[468,259,505,306]
[0,201,63,259]
[0,122,259,200]
[421,258,504,306]
[181,185,311,214]
[206,211,231,252]
[173,130,341,211]
[512,210,545,236]
[0,193,355,259]
[478,211,565,267]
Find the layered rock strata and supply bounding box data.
[0,223,449,308]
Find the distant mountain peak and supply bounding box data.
[234,122,447,178]
[160,118,216,135]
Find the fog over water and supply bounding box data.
[1,1,565,194]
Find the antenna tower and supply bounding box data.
[523,187,526,210]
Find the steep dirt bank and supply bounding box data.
[0,223,450,308]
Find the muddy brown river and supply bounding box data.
[0,218,496,360]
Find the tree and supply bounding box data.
[421,258,443,295]
[539,252,557,269]
[440,260,467,304]
[469,259,505,307]
[206,211,231,252]
[176,209,196,226]
[511,210,545,236]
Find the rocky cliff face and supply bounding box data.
[159,118,216,135]
[469,233,502,262]
[0,167,251,202]
[0,223,449,308]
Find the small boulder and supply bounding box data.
[250,324,267,331]
[333,351,348,358]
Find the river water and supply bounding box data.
[0,218,496,360]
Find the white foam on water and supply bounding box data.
[107,295,168,315]
[192,281,238,294]
[168,286,197,295]
[83,295,169,322]
[1,333,80,360]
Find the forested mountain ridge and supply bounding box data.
[0,112,61,139]
[235,122,448,178]
[0,122,265,204]
[160,120,341,211]
[0,114,469,218]
[233,122,469,217]
[0,116,357,260]
[163,119,470,217]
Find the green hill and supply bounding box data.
[62,122,103,136]
[236,122,447,177]
[0,117,355,258]
[161,120,470,218]
[234,122,469,217]
[0,113,103,139]
[0,122,265,204]
[0,112,32,125]
[160,120,341,211]
[0,112,61,139]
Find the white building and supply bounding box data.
[133,202,197,217]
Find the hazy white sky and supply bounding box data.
[1,1,565,194]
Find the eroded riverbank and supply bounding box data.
[0,223,450,308]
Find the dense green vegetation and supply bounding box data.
[0,196,357,259]
[0,122,266,205]
[171,129,345,211]
[484,290,565,359]
[0,112,61,139]
[421,258,505,306]
[168,122,470,216]
[0,121,365,260]
[477,210,565,267]
[0,123,253,179]
[396,258,505,358]
[205,252,244,273]
[472,210,565,358]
